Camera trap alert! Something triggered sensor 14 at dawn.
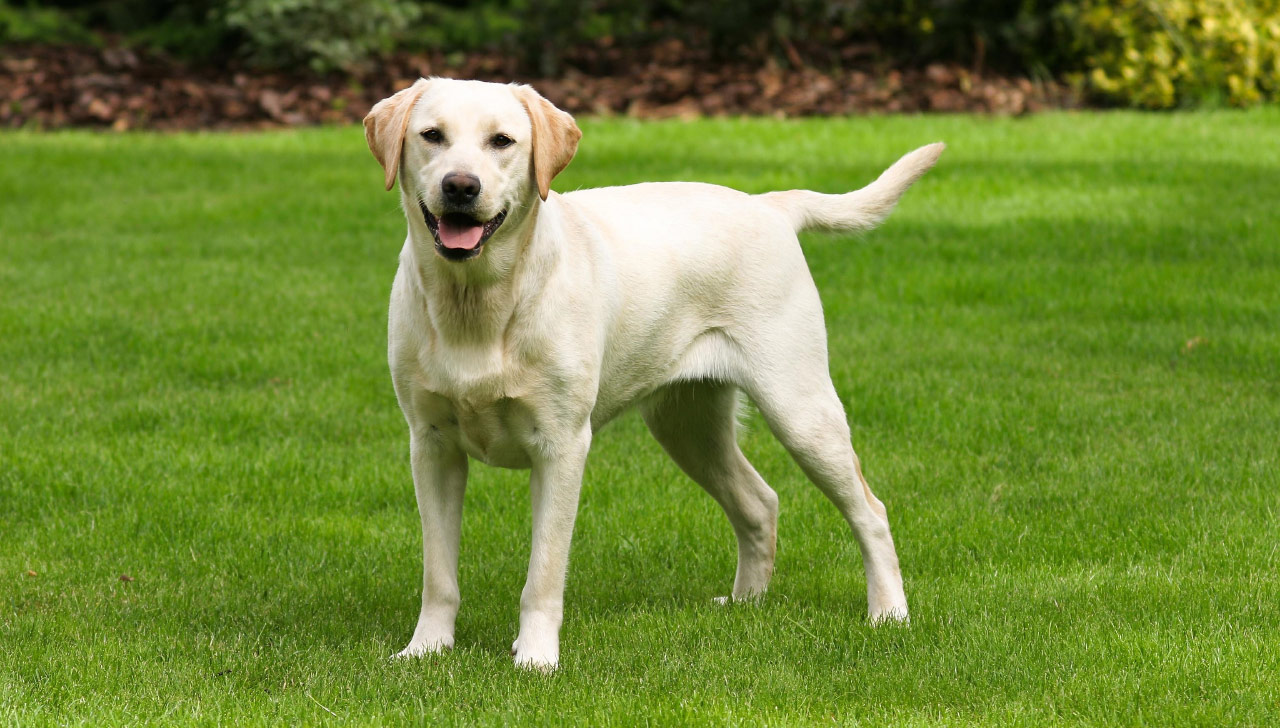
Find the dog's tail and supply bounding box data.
[758,143,945,234]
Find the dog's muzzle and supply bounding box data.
[421,202,507,261]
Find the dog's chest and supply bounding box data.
[446,395,536,468]
[409,344,540,469]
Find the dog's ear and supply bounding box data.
[364,79,431,191]
[514,85,582,201]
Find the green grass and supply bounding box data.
[2,110,1279,726]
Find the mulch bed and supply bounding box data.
[1,40,1080,131]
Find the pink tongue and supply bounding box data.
[438,217,484,250]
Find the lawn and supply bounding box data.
[2,110,1278,726]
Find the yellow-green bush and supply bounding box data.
[1062,0,1280,107]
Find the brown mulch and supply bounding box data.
[1,40,1080,131]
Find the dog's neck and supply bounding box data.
[402,198,551,346]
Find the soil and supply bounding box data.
[1,40,1080,131]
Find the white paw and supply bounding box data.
[511,637,558,672]
[714,591,766,606]
[868,605,909,625]
[393,635,453,659]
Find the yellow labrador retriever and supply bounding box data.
[364,78,943,670]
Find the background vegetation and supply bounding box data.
[2,0,1278,108]
[3,110,1279,725]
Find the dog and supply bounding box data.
[363,78,943,670]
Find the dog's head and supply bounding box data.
[364,78,581,263]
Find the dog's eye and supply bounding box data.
[421,128,443,143]
[491,134,514,149]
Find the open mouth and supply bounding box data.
[420,202,507,261]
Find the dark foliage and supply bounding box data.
[2,0,1077,74]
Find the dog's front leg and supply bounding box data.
[512,425,591,671]
[396,428,468,658]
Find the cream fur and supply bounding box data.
[365,78,944,671]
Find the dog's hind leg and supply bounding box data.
[641,380,779,601]
[739,316,908,622]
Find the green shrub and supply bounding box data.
[118,2,232,62]
[7,0,1279,111]
[402,0,1072,77]
[222,0,421,71]
[1061,0,1280,107]
[855,0,1073,76]
[0,1,97,45]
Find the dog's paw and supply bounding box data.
[392,635,453,660]
[511,637,558,673]
[713,591,765,606]
[868,605,910,626]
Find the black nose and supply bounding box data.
[441,172,481,205]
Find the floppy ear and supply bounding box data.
[513,85,582,201]
[364,79,431,191]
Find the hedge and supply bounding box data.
[2,0,1277,108]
